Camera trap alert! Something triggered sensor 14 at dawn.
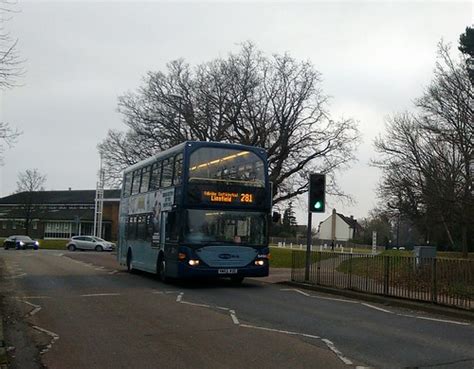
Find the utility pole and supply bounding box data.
[93,154,105,238]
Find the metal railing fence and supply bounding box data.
[291,251,474,310]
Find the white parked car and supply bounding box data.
[66,236,115,252]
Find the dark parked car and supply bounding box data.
[3,235,39,250]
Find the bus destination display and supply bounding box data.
[203,190,254,204]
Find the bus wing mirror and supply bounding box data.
[272,212,281,223]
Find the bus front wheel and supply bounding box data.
[126,250,133,273]
[230,276,244,284]
[158,255,169,283]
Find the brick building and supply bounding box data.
[0,190,120,240]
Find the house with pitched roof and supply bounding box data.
[316,209,362,242]
[0,189,120,240]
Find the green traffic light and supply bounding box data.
[314,201,322,209]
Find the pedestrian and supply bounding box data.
[331,240,335,251]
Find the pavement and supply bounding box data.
[0,249,473,369]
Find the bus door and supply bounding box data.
[160,211,168,251]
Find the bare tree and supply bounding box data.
[0,0,24,163]
[0,0,23,89]
[16,168,46,236]
[374,42,473,256]
[0,121,20,164]
[99,42,360,205]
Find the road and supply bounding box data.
[0,249,473,369]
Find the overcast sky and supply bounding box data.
[0,0,472,225]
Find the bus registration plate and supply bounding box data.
[218,269,238,274]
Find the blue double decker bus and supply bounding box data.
[117,141,271,282]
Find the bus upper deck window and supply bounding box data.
[140,166,150,193]
[162,159,173,187]
[149,161,162,190]
[131,169,142,195]
[189,147,265,187]
[174,154,183,185]
[123,172,132,197]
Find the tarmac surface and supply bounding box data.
[0,249,473,369]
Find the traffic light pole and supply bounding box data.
[305,209,312,281]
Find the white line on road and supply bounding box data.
[280,288,310,297]
[281,288,470,326]
[151,291,164,294]
[6,273,27,279]
[396,313,471,326]
[322,338,353,365]
[229,310,240,325]
[361,303,393,314]
[80,293,121,297]
[108,270,119,275]
[170,289,359,366]
[32,325,60,355]
[180,301,211,308]
[311,295,358,304]
[21,296,52,299]
[18,299,42,316]
[240,324,320,339]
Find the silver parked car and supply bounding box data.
[66,236,115,252]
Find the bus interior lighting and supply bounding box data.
[190,151,250,171]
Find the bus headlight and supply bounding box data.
[255,260,265,266]
[188,259,200,266]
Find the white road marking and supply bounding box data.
[280,288,311,297]
[180,301,211,308]
[165,290,180,294]
[396,313,470,326]
[151,291,164,294]
[322,338,353,365]
[281,288,469,326]
[108,270,118,275]
[80,293,121,297]
[22,296,52,299]
[361,303,393,314]
[312,295,359,304]
[240,324,320,339]
[229,310,240,325]
[16,297,41,317]
[216,306,230,311]
[22,301,41,316]
[176,293,183,302]
[6,273,27,279]
[32,325,59,355]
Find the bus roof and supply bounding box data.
[123,141,266,174]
